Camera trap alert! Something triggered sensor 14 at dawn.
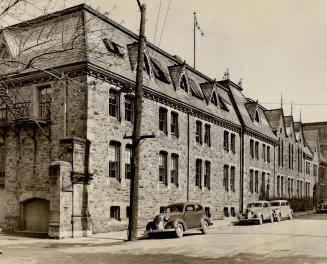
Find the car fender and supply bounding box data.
[171,219,187,231]
[201,216,211,226]
[145,221,156,231]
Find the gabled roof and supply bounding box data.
[218,79,277,141]
[167,63,186,90]
[199,81,216,104]
[294,122,305,142]
[245,100,258,121]
[265,109,284,133]
[284,116,296,139]
[303,129,319,153]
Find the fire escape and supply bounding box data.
[0,82,50,138]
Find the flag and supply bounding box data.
[194,13,205,37]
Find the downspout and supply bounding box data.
[187,111,190,201]
[240,128,244,212]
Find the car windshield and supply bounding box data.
[270,202,280,206]
[165,205,184,213]
[247,203,262,208]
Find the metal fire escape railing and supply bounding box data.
[0,82,50,137]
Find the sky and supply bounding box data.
[3,0,327,123]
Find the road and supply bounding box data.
[1,214,327,264]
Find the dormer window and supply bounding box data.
[103,38,123,56]
[179,75,188,93]
[143,54,151,76]
[151,58,171,84]
[255,110,260,123]
[219,96,229,111]
[210,91,218,106]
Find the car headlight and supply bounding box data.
[164,216,170,221]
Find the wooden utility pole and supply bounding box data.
[128,0,146,242]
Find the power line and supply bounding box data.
[153,0,161,45]
[262,103,327,106]
[157,0,172,47]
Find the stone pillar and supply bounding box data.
[48,161,73,239]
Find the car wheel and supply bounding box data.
[288,211,293,220]
[201,221,209,235]
[277,213,281,222]
[258,215,263,225]
[175,223,184,238]
[270,214,274,223]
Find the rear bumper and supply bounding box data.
[144,228,175,234]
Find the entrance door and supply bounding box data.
[23,199,49,232]
[0,186,5,225]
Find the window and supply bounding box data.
[125,96,134,122]
[291,145,294,170]
[109,90,120,118]
[231,207,235,217]
[288,143,291,169]
[160,206,166,213]
[211,91,218,106]
[267,146,271,163]
[171,112,179,137]
[143,54,151,76]
[231,134,236,153]
[171,154,179,186]
[159,108,168,134]
[151,58,171,84]
[230,166,235,192]
[287,178,291,197]
[159,151,168,184]
[250,139,254,158]
[262,144,266,162]
[179,74,188,92]
[196,121,202,144]
[223,165,229,192]
[306,161,310,175]
[261,172,266,196]
[205,207,211,217]
[313,164,318,177]
[281,176,284,197]
[291,178,294,197]
[249,170,254,193]
[0,146,5,185]
[255,171,259,193]
[281,140,284,167]
[110,206,120,221]
[103,38,123,55]
[109,141,121,180]
[254,110,260,123]
[224,207,229,217]
[204,124,211,146]
[204,161,211,189]
[38,85,52,119]
[125,145,132,179]
[224,131,229,151]
[255,142,259,160]
[277,176,280,196]
[195,159,202,187]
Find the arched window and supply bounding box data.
[210,91,218,106]
[179,75,188,92]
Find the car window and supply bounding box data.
[247,203,263,208]
[281,202,285,206]
[194,204,203,211]
[263,203,268,208]
[165,205,184,213]
[270,202,280,206]
[285,202,289,206]
[185,205,195,212]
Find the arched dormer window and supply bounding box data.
[210,90,218,106]
[179,74,188,93]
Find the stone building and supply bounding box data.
[0,4,319,238]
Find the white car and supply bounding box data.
[270,200,293,221]
[238,201,274,225]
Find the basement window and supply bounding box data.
[110,206,121,221]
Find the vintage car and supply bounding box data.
[270,200,293,221]
[145,202,212,238]
[238,201,274,225]
[317,200,327,213]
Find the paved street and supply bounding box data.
[1,214,327,264]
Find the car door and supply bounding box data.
[193,204,204,228]
[184,204,197,229]
[281,202,286,218]
[263,202,269,219]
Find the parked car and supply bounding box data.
[270,200,293,221]
[238,201,274,225]
[145,202,212,238]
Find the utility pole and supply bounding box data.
[128,0,146,242]
[193,12,196,69]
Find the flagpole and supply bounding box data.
[193,12,196,69]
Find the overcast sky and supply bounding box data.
[4,0,327,123]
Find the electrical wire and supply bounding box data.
[157,0,171,47]
[153,0,161,46]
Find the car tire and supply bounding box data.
[175,223,184,238]
[277,213,281,222]
[270,214,274,223]
[288,211,293,220]
[258,215,263,225]
[201,221,209,235]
